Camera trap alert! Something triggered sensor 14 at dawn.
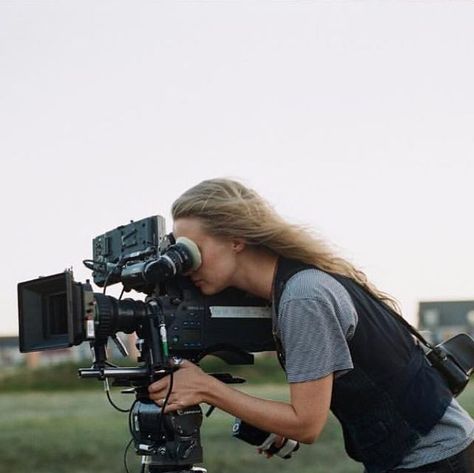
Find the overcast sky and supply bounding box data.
[1,1,473,336]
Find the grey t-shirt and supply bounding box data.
[273,268,357,382]
[273,268,474,470]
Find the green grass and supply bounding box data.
[0,384,359,473]
[1,382,473,473]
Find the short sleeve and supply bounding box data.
[276,270,357,383]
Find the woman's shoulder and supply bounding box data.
[281,268,354,308]
[278,268,359,342]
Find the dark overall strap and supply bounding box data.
[272,258,314,369]
[273,257,315,315]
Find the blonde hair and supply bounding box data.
[172,178,400,312]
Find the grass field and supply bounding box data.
[1,381,473,473]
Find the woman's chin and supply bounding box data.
[199,286,216,295]
[196,283,219,296]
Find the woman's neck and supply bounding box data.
[232,248,278,301]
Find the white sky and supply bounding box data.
[1,1,473,336]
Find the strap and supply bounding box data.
[383,303,435,350]
[273,257,314,316]
[272,258,314,369]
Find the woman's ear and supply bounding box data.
[231,238,246,253]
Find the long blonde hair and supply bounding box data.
[172,178,399,312]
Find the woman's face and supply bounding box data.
[173,217,242,295]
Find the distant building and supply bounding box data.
[418,300,474,344]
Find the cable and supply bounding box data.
[106,389,131,413]
[103,378,131,413]
[102,271,112,294]
[100,256,125,294]
[123,437,134,473]
[83,258,113,294]
[128,399,141,444]
[82,259,115,291]
[157,369,174,437]
[82,259,96,271]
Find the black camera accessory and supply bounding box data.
[426,333,474,396]
[376,305,474,397]
[232,418,299,459]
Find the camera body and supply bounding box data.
[18,215,275,362]
[18,269,274,362]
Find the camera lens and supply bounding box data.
[93,294,147,340]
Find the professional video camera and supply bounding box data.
[17,215,278,473]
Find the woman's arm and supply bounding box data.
[148,360,333,444]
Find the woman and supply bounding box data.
[149,178,474,473]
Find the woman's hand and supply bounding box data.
[149,360,333,445]
[148,359,214,412]
[258,435,286,458]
